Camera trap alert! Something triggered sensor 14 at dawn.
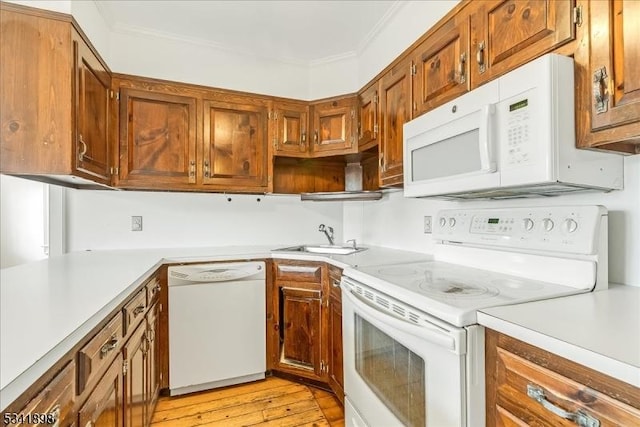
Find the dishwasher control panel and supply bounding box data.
[169,262,265,284]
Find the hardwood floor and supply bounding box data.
[151,377,345,427]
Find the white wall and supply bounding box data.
[71,0,111,64]
[0,176,48,268]
[65,191,343,251]
[109,29,312,100]
[357,0,460,87]
[344,156,640,287]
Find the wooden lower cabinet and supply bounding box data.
[327,267,344,403]
[78,354,124,427]
[486,329,640,426]
[269,260,344,401]
[123,322,147,427]
[146,303,161,423]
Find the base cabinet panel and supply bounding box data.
[78,354,124,427]
[486,329,640,427]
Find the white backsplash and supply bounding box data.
[344,155,640,287]
[65,191,343,251]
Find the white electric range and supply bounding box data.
[340,205,608,427]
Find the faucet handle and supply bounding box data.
[328,226,334,235]
[346,239,357,249]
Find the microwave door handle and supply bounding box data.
[341,284,458,352]
[479,104,496,172]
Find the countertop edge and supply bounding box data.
[477,311,640,388]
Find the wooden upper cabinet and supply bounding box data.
[358,83,379,152]
[413,13,470,116]
[469,0,575,87]
[272,101,309,157]
[576,0,640,153]
[379,57,412,188]
[202,98,270,191]
[73,30,111,182]
[0,4,112,187]
[310,96,357,156]
[118,87,197,189]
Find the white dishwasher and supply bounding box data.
[168,261,266,396]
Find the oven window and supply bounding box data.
[355,315,426,427]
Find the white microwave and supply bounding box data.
[403,54,624,199]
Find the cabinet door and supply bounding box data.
[146,303,160,423]
[470,0,575,87]
[311,97,357,156]
[118,88,197,188]
[73,32,111,184]
[379,58,412,188]
[585,0,640,146]
[78,353,123,427]
[413,14,470,116]
[279,285,324,380]
[123,322,147,427]
[273,102,309,157]
[327,267,344,403]
[358,83,379,152]
[203,99,269,190]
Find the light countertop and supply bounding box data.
[0,245,430,409]
[478,284,640,388]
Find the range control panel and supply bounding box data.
[433,206,606,255]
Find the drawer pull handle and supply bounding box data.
[133,305,145,316]
[100,336,119,358]
[50,404,61,427]
[527,384,600,427]
[152,284,161,295]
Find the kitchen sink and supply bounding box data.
[273,245,368,255]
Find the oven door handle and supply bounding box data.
[342,286,459,352]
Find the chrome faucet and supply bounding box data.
[318,224,335,246]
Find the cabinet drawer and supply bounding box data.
[123,288,147,334]
[77,313,123,394]
[493,346,640,426]
[275,261,323,283]
[146,275,162,306]
[5,362,75,427]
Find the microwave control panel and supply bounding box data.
[505,97,532,166]
[433,206,606,255]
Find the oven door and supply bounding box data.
[403,80,500,198]
[342,280,467,427]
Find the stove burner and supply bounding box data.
[417,280,500,298]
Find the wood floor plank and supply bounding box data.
[153,377,291,412]
[152,384,308,423]
[150,377,343,427]
[152,389,314,427]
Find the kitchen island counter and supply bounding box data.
[0,245,430,410]
[478,284,640,388]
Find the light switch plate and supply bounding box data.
[132,216,143,231]
[424,216,432,234]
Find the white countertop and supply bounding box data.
[478,284,640,388]
[0,244,430,410]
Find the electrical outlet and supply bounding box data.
[131,216,143,231]
[423,215,432,234]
